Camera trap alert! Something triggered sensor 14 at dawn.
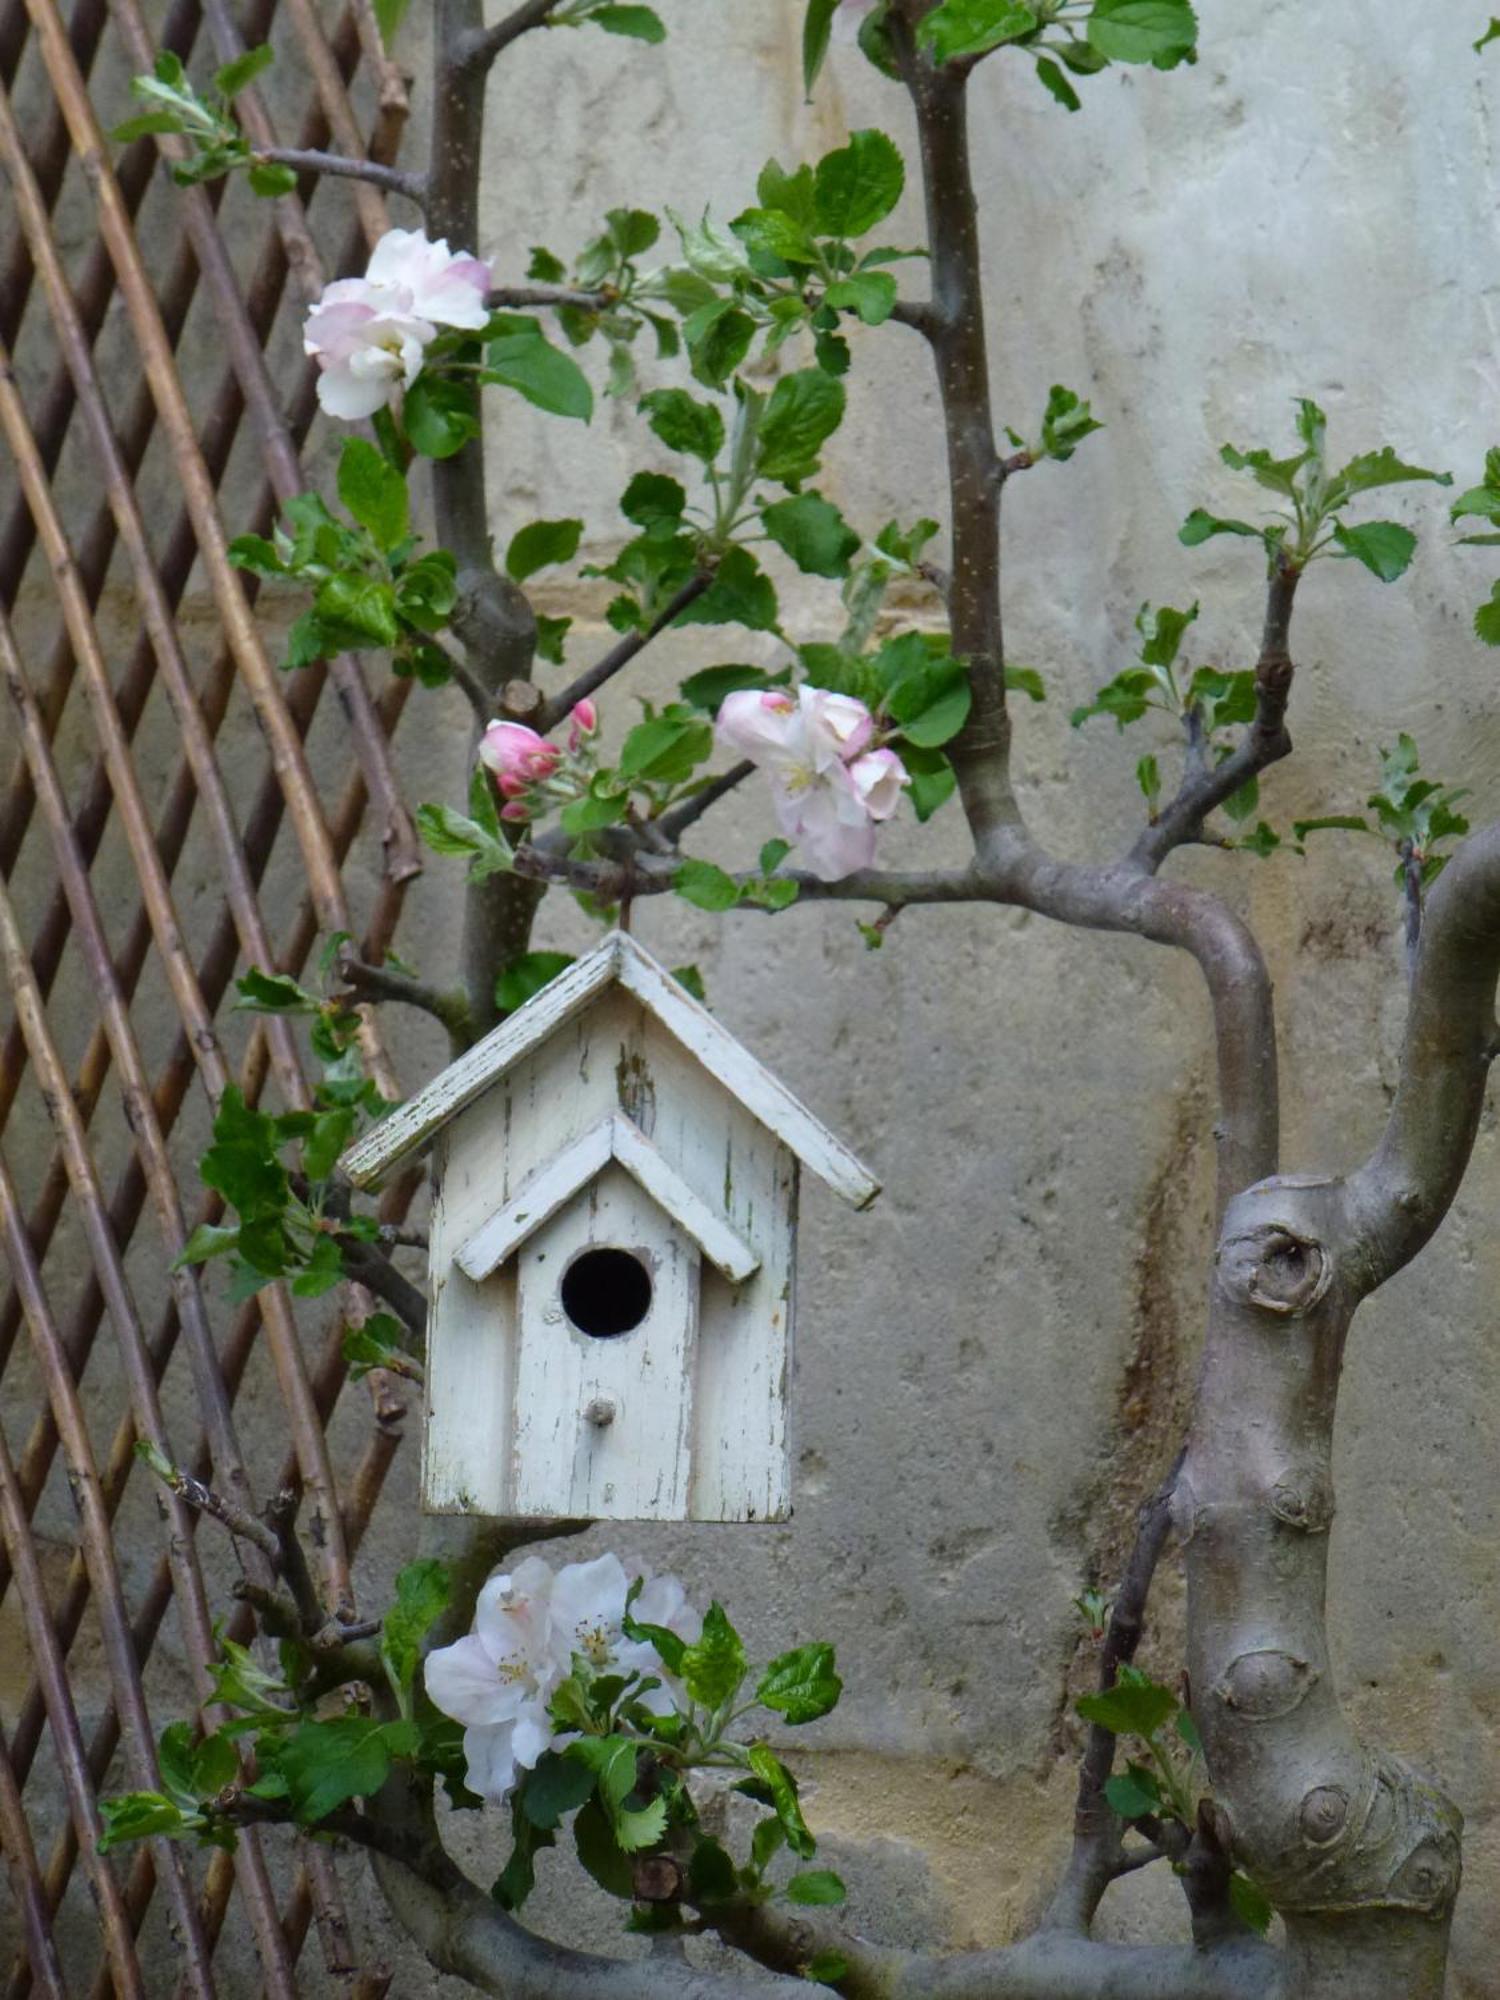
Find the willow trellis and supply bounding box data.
[0,3,426,1989]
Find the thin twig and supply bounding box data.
[265,1488,329,1633]
[251,147,427,205]
[150,1458,281,1563]
[487,284,611,313]
[457,0,563,71]
[337,955,475,1053]
[538,573,714,730]
[658,761,755,842]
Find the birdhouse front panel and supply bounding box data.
[511,1163,699,1521]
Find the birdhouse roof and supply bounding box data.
[339,930,881,1207]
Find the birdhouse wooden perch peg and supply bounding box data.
[339,932,879,1525]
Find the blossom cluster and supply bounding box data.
[479,699,599,821]
[304,228,491,420]
[716,685,909,881]
[424,1553,700,1803]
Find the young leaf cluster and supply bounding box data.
[111,46,297,195]
[1181,399,1450,581]
[1292,734,1470,888]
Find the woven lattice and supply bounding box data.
[0,4,421,1989]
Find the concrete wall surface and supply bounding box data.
[362,4,1500,1992]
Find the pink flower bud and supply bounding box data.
[499,799,533,822]
[480,720,562,787]
[568,698,600,751]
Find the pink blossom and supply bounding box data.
[568,698,600,751]
[480,720,563,789]
[848,747,910,821]
[303,228,492,420]
[364,227,492,330]
[303,283,435,419]
[715,685,896,882]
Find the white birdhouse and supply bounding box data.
[340,932,879,1524]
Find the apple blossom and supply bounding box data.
[303,228,492,419]
[302,283,435,420]
[568,697,600,750]
[363,227,492,330]
[715,684,907,881]
[849,746,910,821]
[423,1553,700,1803]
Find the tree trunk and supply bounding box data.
[1180,1174,1462,2000]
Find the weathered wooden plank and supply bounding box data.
[511,1166,698,1520]
[340,930,881,1209]
[455,1112,760,1285]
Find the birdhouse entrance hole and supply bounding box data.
[561,1246,653,1338]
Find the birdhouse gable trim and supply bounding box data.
[340,931,879,1209]
[454,1112,761,1286]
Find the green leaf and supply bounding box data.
[762,494,861,577]
[98,1791,193,1854]
[1477,17,1500,50]
[1136,753,1161,809]
[1087,0,1197,67]
[573,1796,635,1897]
[680,1602,748,1709]
[1040,383,1103,461]
[687,1834,738,1904]
[679,547,779,631]
[812,129,905,239]
[270,1716,418,1824]
[1229,1871,1274,1937]
[917,0,1039,63]
[758,370,846,486]
[232,968,318,1015]
[758,1644,842,1724]
[1005,664,1046,701]
[803,0,841,94]
[374,0,413,47]
[806,1952,850,1987]
[1104,1763,1163,1819]
[1329,446,1450,502]
[506,517,583,582]
[1075,1679,1178,1740]
[684,300,758,387]
[680,664,778,711]
[823,271,897,326]
[589,4,666,39]
[315,573,400,649]
[486,315,594,422]
[674,858,741,911]
[787,1870,846,1906]
[381,1560,451,1713]
[747,1745,815,1859]
[1035,55,1082,109]
[1331,519,1416,583]
[302,1107,355,1183]
[520,1750,599,1830]
[416,803,511,881]
[760,838,793,873]
[343,1314,410,1381]
[495,1796,556,1910]
[1179,508,1262,547]
[622,472,687,528]
[619,711,714,784]
[247,161,299,198]
[404,373,480,458]
[730,208,820,267]
[496,951,575,1013]
[213,43,274,98]
[1137,599,1197,668]
[639,387,725,465]
[112,110,190,142]
[174,1222,240,1269]
[1475,582,1500,645]
[336,438,409,551]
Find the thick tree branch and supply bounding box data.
[335,1235,430,1342]
[1340,818,1500,1288]
[1133,556,1302,871]
[338,954,476,1056]
[251,148,427,205]
[538,574,715,731]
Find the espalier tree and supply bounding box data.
[93,4,1500,1997]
